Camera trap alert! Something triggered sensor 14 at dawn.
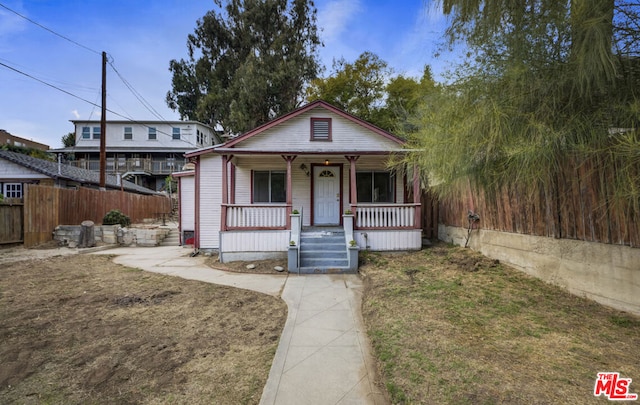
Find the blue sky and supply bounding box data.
[0,0,455,148]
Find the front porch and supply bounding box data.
[218,202,423,271]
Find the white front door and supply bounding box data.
[314,166,340,225]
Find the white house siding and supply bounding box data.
[353,229,421,251]
[232,107,402,152]
[74,121,216,149]
[179,175,195,232]
[0,160,49,179]
[198,155,222,250]
[219,230,289,262]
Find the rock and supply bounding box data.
[274,266,284,272]
[246,264,256,270]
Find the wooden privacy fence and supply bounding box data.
[438,158,640,247]
[23,185,171,247]
[0,199,24,244]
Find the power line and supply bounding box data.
[108,60,168,122]
[0,60,145,124]
[0,2,101,55]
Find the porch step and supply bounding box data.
[298,229,353,274]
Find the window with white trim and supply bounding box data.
[148,127,157,140]
[92,126,101,140]
[172,127,181,140]
[356,171,394,203]
[81,127,90,139]
[124,127,133,140]
[253,171,286,203]
[3,183,23,199]
[311,118,331,141]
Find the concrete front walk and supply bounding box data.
[90,246,387,405]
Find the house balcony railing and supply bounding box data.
[223,204,290,230]
[353,203,420,229]
[69,158,186,176]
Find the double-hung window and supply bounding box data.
[356,171,395,203]
[253,171,286,203]
[81,127,90,139]
[172,127,181,140]
[92,127,101,140]
[148,127,157,140]
[124,127,133,140]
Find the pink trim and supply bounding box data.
[194,158,200,249]
[230,163,236,204]
[172,171,195,178]
[346,156,359,211]
[200,149,401,156]
[310,163,343,226]
[221,155,229,231]
[283,155,297,229]
[177,176,183,245]
[413,165,421,229]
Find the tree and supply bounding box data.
[307,53,438,132]
[61,132,75,148]
[166,0,321,135]
[306,52,391,128]
[404,0,639,214]
[383,66,437,134]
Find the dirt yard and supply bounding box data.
[0,251,287,405]
[361,244,640,404]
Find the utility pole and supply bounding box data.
[99,51,107,189]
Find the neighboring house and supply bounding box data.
[0,129,50,151]
[0,149,158,197]
[175,100,422,273]
[52,120,221,191]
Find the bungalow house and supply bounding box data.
[175,100,422,273]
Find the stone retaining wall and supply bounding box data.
[54,225,170,248]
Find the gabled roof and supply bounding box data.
[186,100,405,157]
[0,150,159,195]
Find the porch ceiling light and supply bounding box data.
[324,159,329,166]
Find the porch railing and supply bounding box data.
[69,158,186,175]
[354,203,420,229]
[224,204,290,230]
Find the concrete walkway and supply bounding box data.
[91,246,388,405]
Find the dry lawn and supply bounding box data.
[361,244,640,404]
[0,253,287,405]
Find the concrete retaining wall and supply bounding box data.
[439,225,640,315]
[54,225,170,247]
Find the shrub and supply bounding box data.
[102,209,131,227]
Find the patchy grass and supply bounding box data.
[0,255,287,404]
[361,244,640,404]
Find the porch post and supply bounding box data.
[221,155,229,231]
[193,157,200,249]
[282,155,297,229]
[346,155,359,213]
[413,164,422,229]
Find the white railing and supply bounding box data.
[354,204,419,229]
[70,158,186,175]
[225,204,289,229]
